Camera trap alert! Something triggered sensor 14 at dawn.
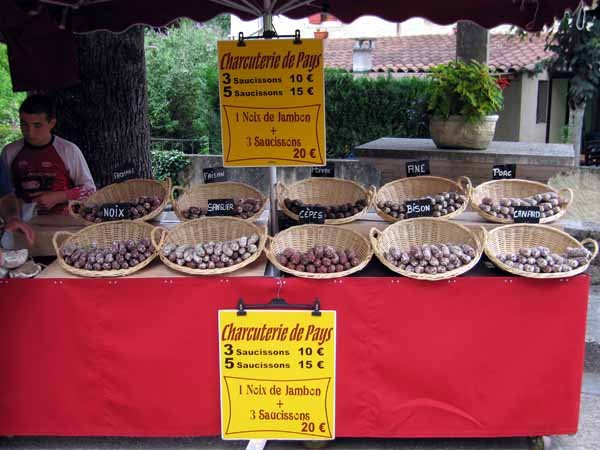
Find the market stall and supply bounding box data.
[0,1,595,448]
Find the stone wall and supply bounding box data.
[179,155,381,193]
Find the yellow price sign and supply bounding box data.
[219,310,336,440]
[217,38,325,167]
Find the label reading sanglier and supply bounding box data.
[406,160,430,177]
[207,199,236,216]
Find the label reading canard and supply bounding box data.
[513,206,541,223]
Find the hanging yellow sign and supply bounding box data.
[219,310,336,440]
[217,38,325,167]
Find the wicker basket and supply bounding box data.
[370,218,486,281]
[69,178,171,225]
[374,176,471,223]
[171,182,266,222]
[277,178,375,225]
[266,224,373,279]
[152,217,267,276]
[470,179,573,224]
[52,221,164,278]
[485,224,598,279]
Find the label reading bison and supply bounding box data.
[219,310,336,440]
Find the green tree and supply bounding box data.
[145,17,226,153]
[0,44,26,148]
[546,10,600,160]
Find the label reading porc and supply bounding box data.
[405,199,434,219]
[513,206,541,223]
[207,199,235,216]
[99,203,131,221]
[311,164,335,178]
[203,167,227,184]
[492,164,516,180]
[406,160,430,177]
[219,310,336,440]
[298,206,326,224]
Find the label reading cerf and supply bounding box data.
[492,164,516,180]
[405,199,434,219]
[112,162,137,183]
[406,160,430,177]
[203,167,227,184]
[311,163,335,178]
[99,203,131,221]
[298,206,326,224]
[207,199,235,216]
[513,206,541,223]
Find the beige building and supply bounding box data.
[323,34,569,144]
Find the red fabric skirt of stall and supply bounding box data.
[0,276,589,437]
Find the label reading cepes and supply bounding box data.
[218,39,325,167]
[219,310,336,440]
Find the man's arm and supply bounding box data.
[0,193,35,245]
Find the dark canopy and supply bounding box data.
[0,0,585,91]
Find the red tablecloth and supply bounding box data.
[0,275,589,437]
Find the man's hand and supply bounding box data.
[5,217,35,245]
[30,191,67,210]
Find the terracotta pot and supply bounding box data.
[429,115,498,150]
[313,30,329,39]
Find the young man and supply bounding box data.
[1,95,96,215]
[0,158,35,244]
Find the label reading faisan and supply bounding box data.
[219,310,336,441]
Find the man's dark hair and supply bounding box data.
[19,95,56,120]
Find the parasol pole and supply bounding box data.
[262,8,280,277]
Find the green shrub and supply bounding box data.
[324,69,431,158]
[151,149,191,184]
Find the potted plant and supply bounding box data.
[428,60,504,150]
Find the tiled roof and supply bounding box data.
[324,34,550,73]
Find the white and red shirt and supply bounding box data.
[1,135,96,214]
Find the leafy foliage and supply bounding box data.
[0,44,25,148]
[325,69,431,157]
[145,17,226,153]
[428,61,503,123]
[151,148,191,184]
[546,11,600,109]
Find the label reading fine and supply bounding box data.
[203,167,227,184]
[219,310,336,440]
[406,160,430,177]
[492,164,516,180]
[513,206,541,223]
[218,39,325,167]
[311,164,335,178]
[100,203,131,221]
[298,206,326,224]
[207,199,235,216]
[404,199,434,219]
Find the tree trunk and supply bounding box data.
[569,103,585,167]
[47,27,151,188]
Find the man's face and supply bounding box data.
[20,112,56,146]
